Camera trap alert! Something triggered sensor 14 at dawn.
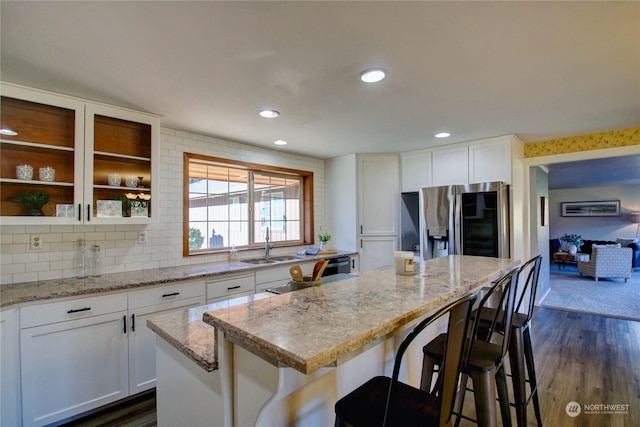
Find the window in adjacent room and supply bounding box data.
[184,153,313,256]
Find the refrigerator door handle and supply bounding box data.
[453,193,462,255]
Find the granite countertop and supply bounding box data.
[0,251,354,308]
[203,255,519,375]
[146,292,275,372]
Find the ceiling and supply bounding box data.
[1,2,639,170]
[546,155,640,190]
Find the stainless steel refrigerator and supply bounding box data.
[419,182,510,260]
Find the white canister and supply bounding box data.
[16,164,34,180]
[108,173,121,186]
[39,167,55,182]
[394,251,415,275]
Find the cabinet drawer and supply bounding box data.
[20,293,128,329]
[128,280,205,310]
[206,274,255,300]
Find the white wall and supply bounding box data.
[549,184,640,242]
[0,128,325,285]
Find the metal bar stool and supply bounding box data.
[421,268,520,427]
[334,293,478,427]
[476,255,543,426]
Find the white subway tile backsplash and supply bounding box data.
[1,126,325,285]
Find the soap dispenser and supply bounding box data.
[229,244,238,262]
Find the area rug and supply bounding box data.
[541,268,640,322]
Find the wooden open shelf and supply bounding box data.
[1,97,75,148]
[94,115,151,158]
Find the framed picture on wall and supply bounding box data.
[561,200,620,217]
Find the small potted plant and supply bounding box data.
[560,233,583,255]
[11,191,50,216]
[318,230,331,250]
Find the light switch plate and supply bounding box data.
[30,235,43,250]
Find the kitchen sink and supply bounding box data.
[241,255,304,265]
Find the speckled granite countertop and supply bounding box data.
[147,292,275,372]
[0,251,354,308]
[203,255,519,375]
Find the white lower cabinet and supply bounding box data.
[19,281,206,426]
[20,294,129,427]
[359,237,399,271]
[127,281,206,394]
[1,307,21,427]
[206,273,255,304]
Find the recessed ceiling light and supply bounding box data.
[0,128,18,136]
[274,139,288,146]
[259,109,280,118]
[360,68,386,83]
[435,132,451,138]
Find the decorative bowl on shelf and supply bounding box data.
[16,164,34,180]
[125,176,139,187]
[108,173,121,186]
[39,167,55,182]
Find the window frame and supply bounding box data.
[183,153,314,256]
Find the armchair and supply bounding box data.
[578,246,633,282]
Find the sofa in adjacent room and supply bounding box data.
[550,238,639,271]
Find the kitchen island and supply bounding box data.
[199,255,518,427]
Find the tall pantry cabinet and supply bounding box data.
[326,154,400,271]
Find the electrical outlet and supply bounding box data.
[30,235,43,250]
[138,231,147,244]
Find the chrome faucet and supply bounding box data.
[265,226,276,258]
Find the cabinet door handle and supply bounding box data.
[131,314,135,332]
[360,239,363,248]
[227,285,241,291]
[87,204,91,222]
[162,292,180,298]
[77,204,82,221]
[360,225,363,234]
[67,307,91,314]
[352,259,355,269]
[123,315,127,334]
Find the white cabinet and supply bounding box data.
[469,136,518,184]
[20,294,129,427]
[326,154,400,272]
[358,154,400,236]
[0,82,159,225]
[19,280,205,426]
[206,273,255,303]
[401,150,432,192]
[1,308,20,427]
[359,237,398,272]
[431,145,469,186]
[127,280,206,394]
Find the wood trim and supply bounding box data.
[183,152,314,256]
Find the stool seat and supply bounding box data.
[335,376,441,426]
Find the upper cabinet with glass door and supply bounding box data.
[0,83,159,225]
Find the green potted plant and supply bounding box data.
[318,230,331,250]
[11,191,50,216]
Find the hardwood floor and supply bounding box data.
[457,307,640,426]
[62,308,640,427]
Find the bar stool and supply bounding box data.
[485,255,543,427]
[420,268,520,427]
[334,293,477,427]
